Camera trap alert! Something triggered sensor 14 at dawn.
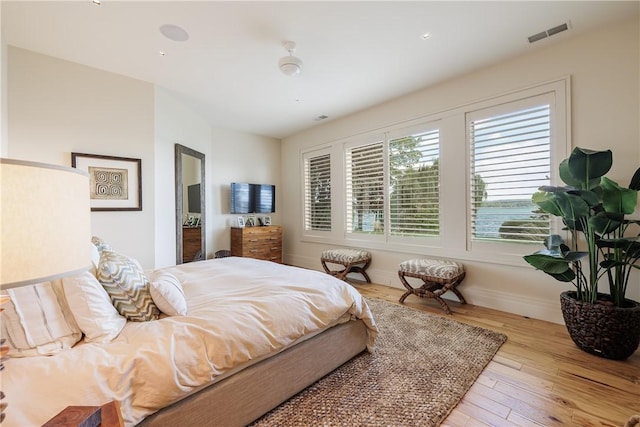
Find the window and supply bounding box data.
[303,152,332,231]
[300,78,568,264]
[469,98,552,244]
[344,125,441,241]
[389,129,440,237]
[346,141,384,235]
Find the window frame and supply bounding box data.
[343,135,387,245]
[386,122,442,246]
[301,146,336,241]
[298,77,570,267]
[465,81,570,259]
[303,150,332,233]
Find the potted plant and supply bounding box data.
[523,147,640,360]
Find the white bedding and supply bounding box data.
[3,257,377,427]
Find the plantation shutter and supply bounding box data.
[346,141,385,234]
[304,153,331,231]
[469,101,551,242]
[389,129,440,237]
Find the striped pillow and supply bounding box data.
[97,251,159,322]
[1,280,82,357]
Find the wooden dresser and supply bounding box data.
[182,226,202,263]
[230,225,282,263]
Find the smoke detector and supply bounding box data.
[279,41,303,76]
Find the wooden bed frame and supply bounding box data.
[138,319,368,426]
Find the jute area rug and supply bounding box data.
[251,297,507,427]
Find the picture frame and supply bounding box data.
[237,216,246,228]
[261,216,272,226]
[184,215,196,227]
[246,216,257,227]
[71,153,142,211]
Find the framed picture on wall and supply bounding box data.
[71,152,142,211]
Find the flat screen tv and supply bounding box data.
[187,183,201,213]
[230,182,275,214]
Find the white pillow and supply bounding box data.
[62,271,126,343]
[1,280,82,357]
[149,271,187,316]
[90,243,101,276]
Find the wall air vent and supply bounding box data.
[528,22,570,44]
[528,31,548,43]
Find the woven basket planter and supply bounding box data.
[560,291,640,360]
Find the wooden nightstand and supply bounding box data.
[43,401,124,427]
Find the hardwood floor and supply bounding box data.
[351,282,640,427]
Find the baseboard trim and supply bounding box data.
[285,253,564,325]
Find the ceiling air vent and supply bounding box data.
[314,115,329,122]
[528,22,570,44]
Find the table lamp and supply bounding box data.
[0,158,91,422]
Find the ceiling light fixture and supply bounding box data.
[279,41,303,76]
[422,33,432,40]
[159,24,189,42]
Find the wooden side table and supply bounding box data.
[43,401,124,427]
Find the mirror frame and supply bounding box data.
[175,143,206,264]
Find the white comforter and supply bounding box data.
[3,257,377,427]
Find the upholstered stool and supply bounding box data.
[398,258,466,314]
[321,249,372,283]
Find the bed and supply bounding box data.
[1,254,377,427]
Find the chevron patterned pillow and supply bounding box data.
[91,235,112,253]
[97,251,159,322]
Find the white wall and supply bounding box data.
[153,87,212,267]
[7,47,156,267]
[6,48,281,270]
[0,2,7,156]
[209,126,281,254]
[281,17,640,323]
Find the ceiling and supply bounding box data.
[2,1,638,139]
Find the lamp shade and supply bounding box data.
[1,159,91,289]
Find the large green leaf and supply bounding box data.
[600,259,626,269]
[629,167,640,190]
[532,191,563,216]
[562,250,588,262]
[601,176,637,214]
[559,158,582,188]
[555,192,590,225]
[523,253,572,274]
[590,211,623,235]
[548,270,576,282]
[598,237,640,257]
[574,190,600,208]
[543,234,564,252]
[567,148,612,190]
[628,241,640,258]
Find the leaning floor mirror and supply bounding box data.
[175,143,205,264]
